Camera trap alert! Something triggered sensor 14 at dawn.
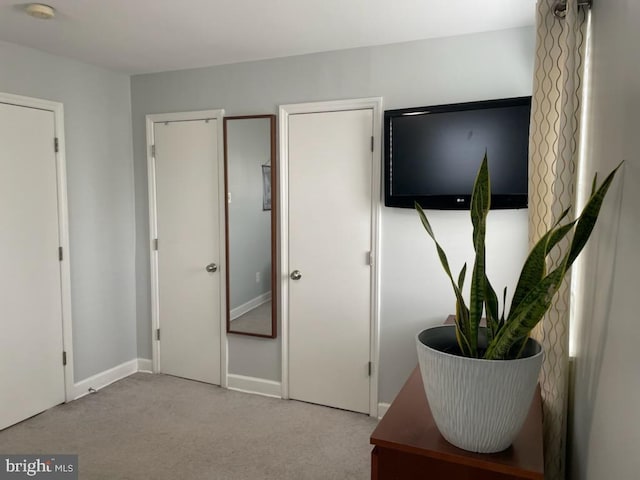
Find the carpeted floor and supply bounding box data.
[0,373,377,480]
[231,301,272,336]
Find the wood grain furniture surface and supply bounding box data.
[370,366,544,480]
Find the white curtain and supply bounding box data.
[528,1,588,478]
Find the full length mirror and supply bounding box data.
[224,115,277,338]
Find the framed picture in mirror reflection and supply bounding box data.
[262,164,271,211]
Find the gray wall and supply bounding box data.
[131,27,536,401]
[569,1,640,478]
[0,41,137,381]
[227,118,272,311]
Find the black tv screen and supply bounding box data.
[384,97,531,209]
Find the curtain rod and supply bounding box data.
[553,0,593,18]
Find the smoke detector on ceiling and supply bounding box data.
[25,3,56,20]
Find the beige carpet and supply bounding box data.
[0,373,376,480]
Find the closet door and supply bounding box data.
[0,101,65,429]
[287,108,373,414]
[152,118,222,385]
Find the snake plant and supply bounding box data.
[416,154,621,360]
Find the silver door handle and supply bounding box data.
[290,270,302,280]
[206,263,218,273]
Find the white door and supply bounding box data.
[0,102,65,429]
[153,119,222,385]
[288,108,374,414]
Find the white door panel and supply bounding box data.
[154,119,221,385]
[0,102,65,429]
[288,109,373,414]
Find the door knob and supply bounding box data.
[290,270,302,280]
[205,263,218,273]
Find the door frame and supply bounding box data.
[0,92,75,401]
[278,98,382,417]
[145,109,228,388]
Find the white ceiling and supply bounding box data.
[0,0,536,75]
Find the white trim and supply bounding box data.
[70,359,138,400]
[146,116,160,374]
[278,109,290,400]
[369,99,383,419]
[137,358,153,373]
[146,109,228,388]
[216,112,229,388]
[278,98,384,116]
[278,97,383,417]
[72,363,284,402]
[230,291,272,320]
[0,92,75,404]
[227,374,282,398]
[377,402,391,420]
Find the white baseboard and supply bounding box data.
[377,402,391,420]
[71,360,280,403]
[230,292,271,320]
[137,358,153,373]
[71,359,139,400]
[227,374,281,398]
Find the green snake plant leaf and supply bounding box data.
[485,265,566,359]
[566,163,622,268]
[500,287,507,328]
[454,303,472,356]
[488,163,622,359]
[455,263,471,352]
[415,202,472,355]
[471,153,491,231]
[468,224,485,356]
[485,276,500,343]
[503,221,576,345]
[415,154,620,360]
[468,154,491,356]
[509,206,572,314]
[508,219,577,318]
[457,263,467,290]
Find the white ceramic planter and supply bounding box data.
[416,325,543,453]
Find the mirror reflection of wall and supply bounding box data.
[224,115,276,338]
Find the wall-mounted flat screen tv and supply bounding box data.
[384,96,531,210]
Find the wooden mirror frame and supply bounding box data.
[223,114,277,338]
